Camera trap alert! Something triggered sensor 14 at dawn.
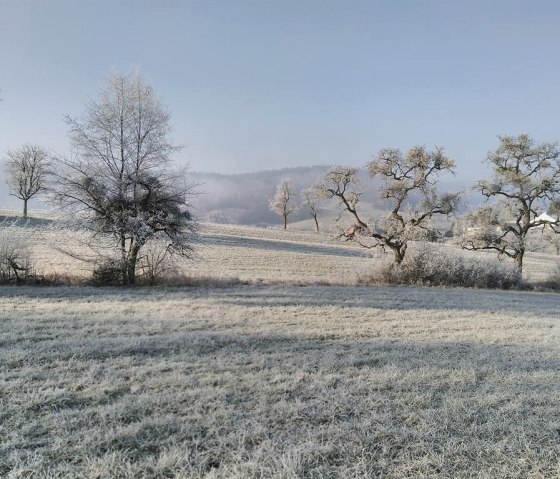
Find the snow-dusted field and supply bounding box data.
[1,213,560,477]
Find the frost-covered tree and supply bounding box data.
[318,146,460,263]
[4,144,50,218]
[301,186,322,233]
[0,231,33,283]
[461,134,560,273]
[50,72,197,285]
[269,178,297,229]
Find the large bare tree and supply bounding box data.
[4,144,50,218]
[50,72,197,285]
[319,146,460,263]
[269,178,297,229]
[461,134,560,273]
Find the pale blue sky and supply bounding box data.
[1,0,560,181]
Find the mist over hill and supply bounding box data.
[190,166,332,226]
[190,165,477,228]
[0,164,477,229]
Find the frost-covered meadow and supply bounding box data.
[0,216,374,285]
[1,215,560,478]
[2,284,560,478]
[1,214,559,284]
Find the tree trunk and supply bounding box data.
[313,215,319,233]
[23,198,28,219]
[120,233,128,285]
[283,214,288,230]
[392,243,407,264]
[515,248,524,274]
[127,241,142,285]
[10,262,20,283]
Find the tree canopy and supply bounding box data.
[269,178,297,230]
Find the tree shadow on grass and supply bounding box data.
[202,233,369,258]
[212,284,560,316]
[0,283,558,316]
[6,329,560,375]
[0,215,54,228]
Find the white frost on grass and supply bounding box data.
[2,220,374,284]
[2,219,559,284]
[1,285,559,478]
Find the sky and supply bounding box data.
[1,0,560,187]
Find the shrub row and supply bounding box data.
[360,244,525,289]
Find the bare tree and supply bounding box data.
[50,72,197,285]
[461,134,560,273]
[0,231,33,283]
[318,146,460,263]
[269,178,297,229]
[301,186,322,233]
[4,144,50,218]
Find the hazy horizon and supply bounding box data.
[2,0,560,185]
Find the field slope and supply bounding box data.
[1,213,559,283]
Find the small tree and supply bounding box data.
[50,72,197,285]
[319,146,460,263]
[4,144,50,218]
[301,186,322,233]
[269,178,297,229]
[0,232,33,283]
[461,134,560,273]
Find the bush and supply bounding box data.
[137,240,180,285]
[92,260,124,286]
[545,262,560,290]
[360,243,524,289]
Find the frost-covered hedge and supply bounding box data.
[546,262,560,290]
[361,244,523,289]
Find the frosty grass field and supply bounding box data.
[1,217,560,478]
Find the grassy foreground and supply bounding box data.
[1,284,559,478]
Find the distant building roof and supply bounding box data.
[534,212,557,224]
